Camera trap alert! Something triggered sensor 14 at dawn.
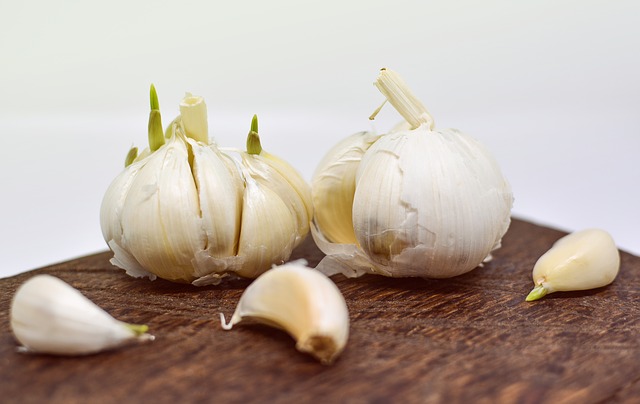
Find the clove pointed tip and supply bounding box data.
[124,146,138,167]
[246,115,263,155]
[125,323,150,336]
[525,285,548,302]
[251,114,258,133]
[150,84,160,111]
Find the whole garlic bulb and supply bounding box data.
[100,87,312,285]
[312,69,513,278]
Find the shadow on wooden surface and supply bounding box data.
[1,218,639,403]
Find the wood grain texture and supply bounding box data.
[0,218,639,403]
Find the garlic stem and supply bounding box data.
[368,99,387,121]
[525,284,548,302]
[179,93,209,144]
[246,114,262,155]
[148,84,165,151]
[373,68,434,130]
[124,146,138,167]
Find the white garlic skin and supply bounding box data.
[352,127,512,278]
[531,229,620,295]
[221,261,349,365]
[10,275,151,355]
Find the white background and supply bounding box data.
[1,0,638,278]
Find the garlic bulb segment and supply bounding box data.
[526,229,620,301]
[233,169,297,278]
[311,69,513,279]
[10,275,153,355]
[101,89,311,285]
[241,115,313,248]
[220,261,349,365]
[311,131,380,244]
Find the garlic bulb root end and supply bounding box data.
[297,335,340,365]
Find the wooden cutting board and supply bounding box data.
[1,218,639,403]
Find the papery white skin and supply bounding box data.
[101,93,311,285]
[311,69,513,279]
[10,275,152,355]
[526,229,620,301]
[352,127,512,278]
[220,261,349,365]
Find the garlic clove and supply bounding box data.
[120,133,206,283]
[100,157,146,251]
[10,275,153,355]
[100,158,151,278]
[241,115,313,247]
[187,137,242,259]
[311,131,380,244]
[220,261,349,365]
[526,229,620,301]
[242,153,310,248]
[234,172,297,278]
[260,150,313,232]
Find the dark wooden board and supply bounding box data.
[1,218,639,403]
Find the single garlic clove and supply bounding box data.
[260,149,314,236]
[241,115,313,248]
[220,261,350,365]
[233,172,297,278]
[187,137,243,259]
[100,157,146,253]
[311,130,380,244]
[10,275,153,355]
[120,134,206,283]
[242,153,311,249]
[526,229,620,301]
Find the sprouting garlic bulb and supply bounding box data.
[526,229,620,301]
[100,86,312,285]
[312,69,513,279]
[220,260,349,365]
[10,275,153,355]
